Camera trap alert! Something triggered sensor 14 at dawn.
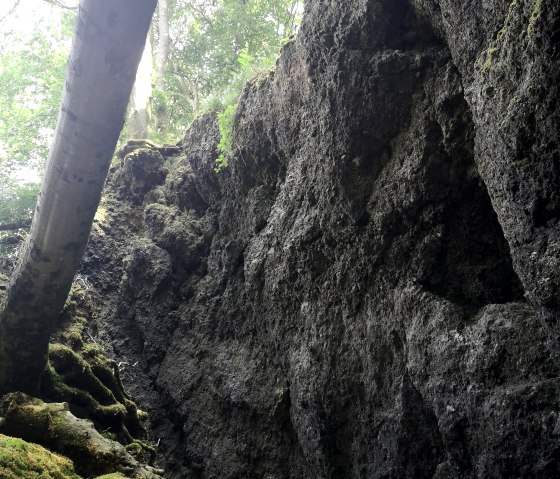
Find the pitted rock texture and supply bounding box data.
[81,0,560,477]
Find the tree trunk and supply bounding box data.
[154,0,170,134]
[155,0,170,91]
[0,0,156,395]
[128,32,153,139]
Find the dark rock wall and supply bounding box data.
[82,0,560,477]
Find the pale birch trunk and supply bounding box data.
[154,0,170,133]
[128,33,153,139]
[0,0,156,395]
[155,0,170,90]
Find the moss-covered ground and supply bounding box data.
[0,434,80,479]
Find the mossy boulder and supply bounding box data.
[0,433,80,479]
[0,393,162,479]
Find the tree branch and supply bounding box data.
[0,0,22,24]
[40,0,78,11]
[0,219,32,232]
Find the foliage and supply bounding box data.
[216,103,237,170]
[0,180,39,257]
[0,29,69,176]
[154,0,303,139]
[0,181,38,226]
[212,44,282,170]
[0,5,73,242]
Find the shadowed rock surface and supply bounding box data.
[80,0,560,477]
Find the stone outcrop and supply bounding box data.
[81,0,560,477]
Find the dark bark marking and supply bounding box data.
[30,246,51,263]
[62,107,78,122]
[63,242,81,253]
[105,48,126,75]
[73,58,82,77]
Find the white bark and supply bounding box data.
[129,33,153,138]
[155,0,170,90]
[0,0,156,394]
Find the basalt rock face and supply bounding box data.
[81,0,560,477]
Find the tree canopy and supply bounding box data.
[0,0,303,254]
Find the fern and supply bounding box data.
[215,103,237,171]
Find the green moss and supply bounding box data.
[48,344,117,405]
[0,264,159,476]
[480,0,522,74]
[82,343,105,358]
[136,409,149,422]
[66,331,84,350]
[41,339,148,445]
[215,103,237,171]
[527,0,543,34]
[0,434,81,479]
[125,439,156,465]
[481,46,500,73]
[32,269,154,466]
[41,361,128,439]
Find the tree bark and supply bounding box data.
[155,0,170,91]
[128,32,153,139]
[153,0,170,134]
[0,0,156,395]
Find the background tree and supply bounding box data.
[152,0,303,139]
[0,0,156,395]
[128,34,154,139]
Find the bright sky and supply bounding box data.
[0,1,63,40]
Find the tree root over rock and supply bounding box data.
[43,286,151,448]
[0,284,162,478]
